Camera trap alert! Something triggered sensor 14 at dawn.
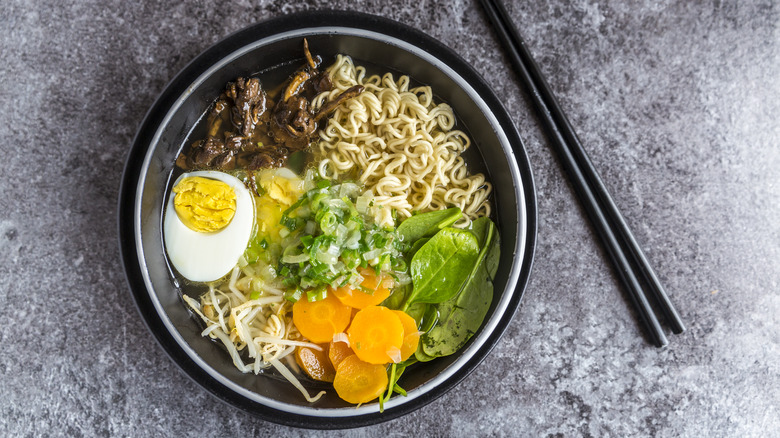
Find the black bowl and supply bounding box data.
[118,10,536,429]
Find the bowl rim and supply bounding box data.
[118,10,537,429]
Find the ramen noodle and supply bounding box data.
[312,55,492,227]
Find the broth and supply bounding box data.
[163,49,496,396]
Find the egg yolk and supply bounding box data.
[173,176,236,233]
[266,177,300,205]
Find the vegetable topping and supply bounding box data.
[347,306,405,365]
[333,355,388,405]
[292,294,351,344]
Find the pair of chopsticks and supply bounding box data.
[478,0,685,347]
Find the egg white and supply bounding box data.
[163,170,254,282]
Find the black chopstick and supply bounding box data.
[478,0,685,346]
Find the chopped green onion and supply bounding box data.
[356,192,373,214]
[362,247,383,261]
[300,235,314,247]
[305,220,316,235]
[283,252,310,264]
[275,180,408,301]
[284,287,303,302]
[307,287,328,302]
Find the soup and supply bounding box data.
[162,39,500,407]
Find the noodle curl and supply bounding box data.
[312,55,492,227]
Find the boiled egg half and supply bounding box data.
[163,170,254,282]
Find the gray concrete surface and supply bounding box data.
[1,0,778,436]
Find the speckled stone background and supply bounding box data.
[2,0,778,436]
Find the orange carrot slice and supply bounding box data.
[295,344,335,382]
[292,294,352,343]
[350,306,360,322]
[329,338,354,369]
[333,354,388,404]
[391,310,420,362]
[332,268,393,309]
[347,306,404,364]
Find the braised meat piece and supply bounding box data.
[189,137,226,167]
[181,135,241,170]
[271,94,315,150]
[311,72,332,94]
[246,151,283,170]
[270,83,364,150]
[177,77,265,171]
[269,39,365,150]
[176,38,365,172]
[225,77,268,137]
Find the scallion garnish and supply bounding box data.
[276,180,408,299]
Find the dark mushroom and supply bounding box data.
[247,152,278,170]
[270,41,365,149]
[189,137,226,168]
[224,134,245,152]
[227,77,268,137]
[282,70,314,102]
[310,72,333,95]
[313,85,365,122]
[177,38,365,172]
[303,38,319,69]
[212,152,236,170]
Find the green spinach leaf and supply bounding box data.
[483,221,500,280]
[403,227,480,308]
[406,302,429,326]
[397,207,461,245]
[413,304,439,362]
[381,283,411,310]
[415,347,436,363]
[407,237,430,258]
[469,216,493,251]
[421,218,499,357]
